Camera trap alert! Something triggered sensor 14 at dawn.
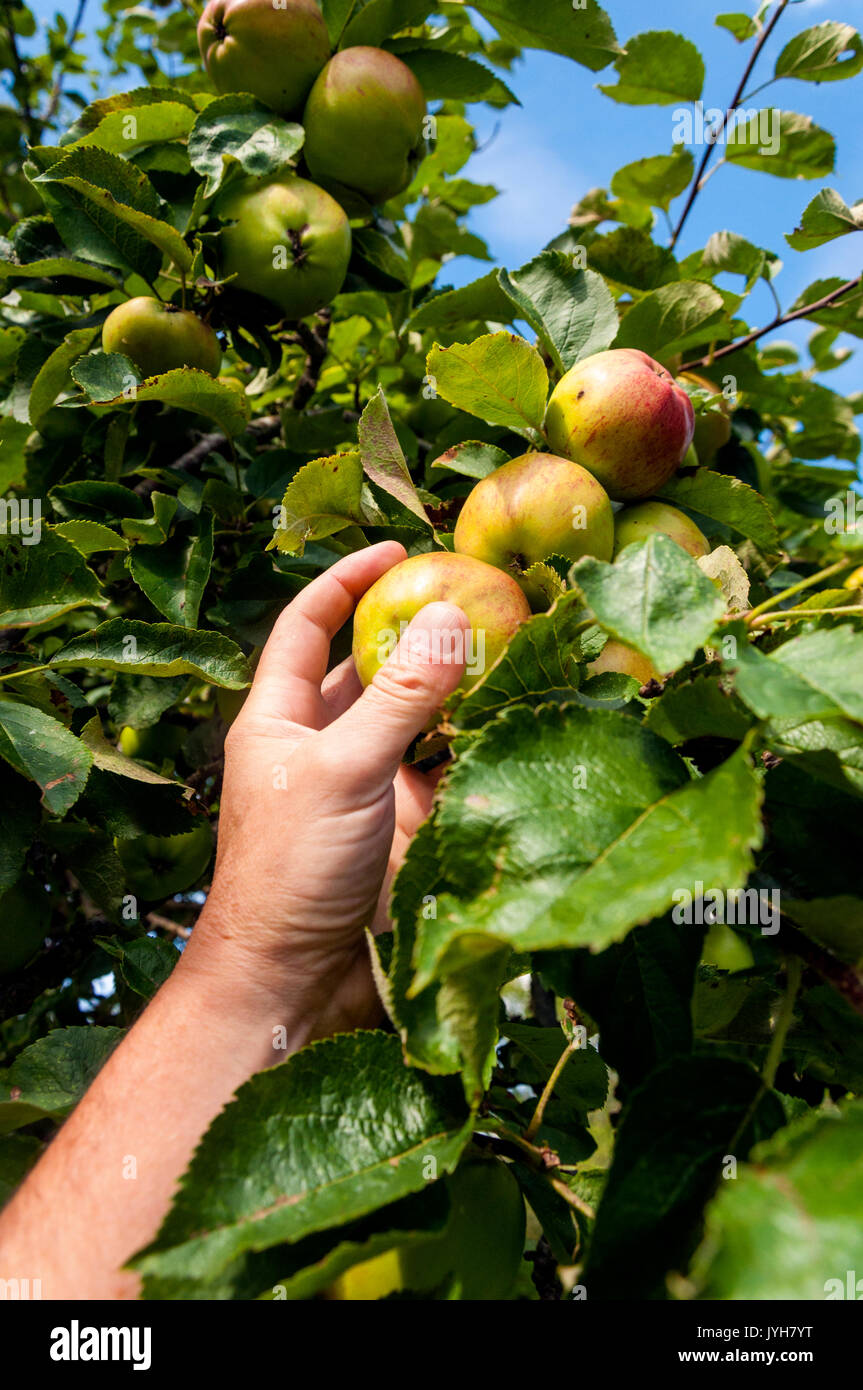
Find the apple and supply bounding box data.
[613,500,710,560]
[700,921,754,974]
[453,451,614,602]
[216,172,351,320]
[352,551,530,701]
[302,46,427,203]
[0,877,51,976]
[844,565,863,591]
[680,371,732,464]
[119,723,187,763]
[326,1157,525,1300]
[588,639,658,687]
[116,822,213,900]
[545,348,696,501]
[197,0,330,116]
[102,298,222,378]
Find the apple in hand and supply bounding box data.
[197,0,330,116]
[216,173,351,319]
[613,500,709,559]
[588,639,658,687]
[453,451,614,603]
[352,551,530,702]
[302,46,427,203]
[545,348,695,501]
[102,298,222,378]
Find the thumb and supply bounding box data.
[331,601,469,783]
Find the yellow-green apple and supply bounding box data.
[545,348,695,501]
[613,500,709,559]
[217,172,351,319]
[302,46,427,202]
[680,370,732,463]
[589,639,658,686]
[197,0,330,116]
[453,452,614,603]
[102,298,222,378]
[326,1158,525,1300]
[352,551,530,701]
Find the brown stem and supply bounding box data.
[680,275,862,373]
[669,0,790,251]
[291,308,332,411]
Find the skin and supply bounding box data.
[613,500,710,560]
[197,0,330,116]
[545,348,695,501]
[217,172,351,319]
[352,551,530,701]
[453,451,614,601]
[680,371,732,463]
[0,542,471,1298]
[302,46,427,202]
[588,638,658,686]
[101,298,222,378]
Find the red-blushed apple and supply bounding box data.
[216,172,351,319]
[102,297,222,378]
[588,638,658,686]
[613,500,710,559]
[545,348,695,501]
[302,46,427,202]
[197,0,330,116]
[453,451,614,603]
[680,370,732,463]
[352,551,530,701]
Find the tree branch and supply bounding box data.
[42,0,88,126]
[680,274,862,373]
[669,0,790,251]
[291,308,332,411]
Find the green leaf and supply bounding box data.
[0,1027,123,1135]
[504,1024,608,1114]
[0,1133,41,1206]
[471,0,621,72]
[272,452,374,557]
[188,95,304,196]
[715,12,758,43]
[0,767,40,891]
[0,698,93,814]
[645,674,754,746]
[207,554,308,646]
[358,389,432,530]
[0,529,106,629]
[428,441,510,480]
[784,897,863,969]
[28,325,99,425]
[726,626,863,725]
[571,534,725,673]
[35,146,193,272]
[128,513,214,627]
[78,715,187,789]
[691,1102,863,1299]
[407,271,516,333]
[70,349,141,403]
[60,85,201,146]
[53,520,128,556]
[131,1032,472,1295]
[72,361,250,437]
[498,254,618,374]
[66,96,199,155]
[586,226,679,293]
[121,491,178,547]
[49,618,252,690]
[613,281,725,359]
[338,0,437,48]
[774,22,863,84]
[610,148,693,211]
[98,934,180,1000]
[599,30,704,105]
[398,49,518,106]
[584,1057,784,1299]
[724,111,835,181]
[658,471,779,553]
[426,332,548,441]
[786,188,863,252]
[410,713,762,987]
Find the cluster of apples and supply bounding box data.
[354,348,711,698]
[102,0,428,373]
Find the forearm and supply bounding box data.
[0,917,314,1300]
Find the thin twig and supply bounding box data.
[761,956,802,1089]
[43,0,87,125]
[744,558,856,624]
[681,275,862,373]
[146,911,191,940]
[524,1039,578,1142]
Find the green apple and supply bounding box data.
[700,922,755,974]
[545,348,696,501]
[844,564,863,591]
[217,172,351,320]
[453,451,614,602]
[589,639,658,686]
[352,551,530,701]
[119,723,187,763]
[302,46,427,202]
[0,877,51,976]
[613,500,710,559]
[102,298,222,379]
[327,1157,525,1300]
[116,822,213,900]
[680,371,732,464]
[197,0,330,116]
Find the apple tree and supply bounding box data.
[0,0,862,1300]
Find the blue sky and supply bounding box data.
[20,0,863,403]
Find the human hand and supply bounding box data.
[182,541,468,1047]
